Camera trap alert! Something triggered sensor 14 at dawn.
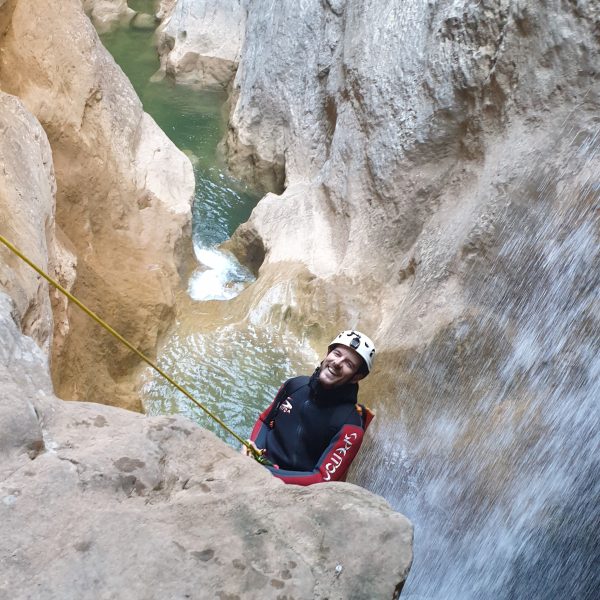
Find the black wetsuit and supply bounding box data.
[250,369,369,485]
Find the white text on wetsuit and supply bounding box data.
[322,432,359,481]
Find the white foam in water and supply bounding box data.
[188,246,254,301]
[194,246,230,271]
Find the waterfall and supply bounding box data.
[355,128,599,599]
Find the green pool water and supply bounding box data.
[128,0,154,12]
[101,23,256,248]
[100,20,316,446]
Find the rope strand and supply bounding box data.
[0,234,264,461]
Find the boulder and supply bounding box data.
[130,11,158,31]
[0,295,413,599]
[80,0,135,33]
[155,0,246,89]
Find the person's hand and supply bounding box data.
[241,439,264,458]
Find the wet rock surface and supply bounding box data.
[208,2,600,597]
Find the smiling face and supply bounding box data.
[318,344,366,389]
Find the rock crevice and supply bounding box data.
[0,0,194,410]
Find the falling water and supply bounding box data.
[354,128,599,599]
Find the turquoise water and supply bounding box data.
[141,323,317,447]
[100,22,316,445]
[101,25,257,248]
[128,0,155,14]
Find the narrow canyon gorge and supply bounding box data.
[1,0,598,598]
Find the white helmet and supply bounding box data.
[328,330,376,374]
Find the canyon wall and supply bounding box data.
[0,0,194,411]
[223,0,599,347]
[156,0,599,349]
[159,0,598,355]
[154,4,599,595]
[211,2,598,596]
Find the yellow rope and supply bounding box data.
[0,234,265,462]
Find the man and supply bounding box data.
[245,330,375,485]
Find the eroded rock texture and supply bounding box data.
[0,0,194,410]
[0,92,60,351]
[156,0,600,417]
[227,1,596,257]
[161,1,598,331]
[159,7,599,596]
[217,0,599,347]
[0,292,413,599]
[156,0,246,89]
[81,0,135,33]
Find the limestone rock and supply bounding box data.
[223,0,599,338]
[0,296,413,599]
[80,0,135,33]
[155,0,246,89]
[0,92,57,351]
[215,7,599,593]
[0,0,195,410]
[130,11,158,31]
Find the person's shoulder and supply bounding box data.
[284,375,310,393]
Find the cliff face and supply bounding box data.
[0,0,194,410]
[0,92,64,351]
[156,1,598,348]
[156,5,598,579]
[213,3,598,595]
[214,0,599,347]
[227,2,596,267]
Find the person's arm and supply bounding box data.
[248,382,288,450]
[265,423,365,486]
